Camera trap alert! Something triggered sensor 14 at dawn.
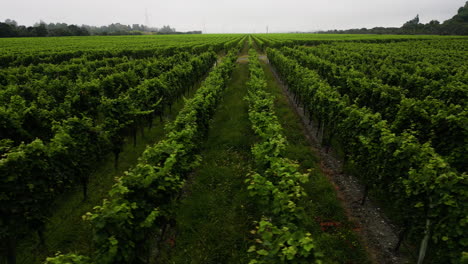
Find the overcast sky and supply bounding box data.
[1,0,465,33]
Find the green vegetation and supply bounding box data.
[259,51,368,264]
[245,48,321,263]
[0,33,465,264]
[80,48,240,264]
[15,63,213,264]
[264,36,467,263]
[44,45,242,263]
[245,47,368,263]
[0,35,245,264]
[158,44,256,264]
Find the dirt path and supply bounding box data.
[237,54,249,63]
[259,54,410,264]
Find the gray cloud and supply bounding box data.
[0,0,464,33]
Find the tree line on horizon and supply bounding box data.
[318,1,468,35]
[0,20,201,38]
[0,1,467,37]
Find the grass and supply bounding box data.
[15,78,207,264]
[260,59,370,263]
[158,55,259,263]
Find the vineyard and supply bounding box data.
[0,34,466,264]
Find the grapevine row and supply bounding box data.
[0,50,218,263]
[281,46,466,173]
[298,42,467,105]
[0,52,192,87]
[0,35,243,68]
[45,47,240,264]
[245,48,321,264]
[267,47,467,263]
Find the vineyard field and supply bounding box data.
[0,34,466,264]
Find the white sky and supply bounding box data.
[0,0,465,33]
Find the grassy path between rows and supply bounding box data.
[158,50,258,263]
[17,74,210,264]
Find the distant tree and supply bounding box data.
[4,19,17,27]
[159,25,176,34]
[16,25,28,37]
[451,1,468,23]
[424,20,441,34]
[31,22,48,37]
[0,23,16,37]
[403,14,420,27]
[441,1,468,34]
[132,24,147,31]
[0,19,194,37]
[318,1,468,36]
[67,25,89,36]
